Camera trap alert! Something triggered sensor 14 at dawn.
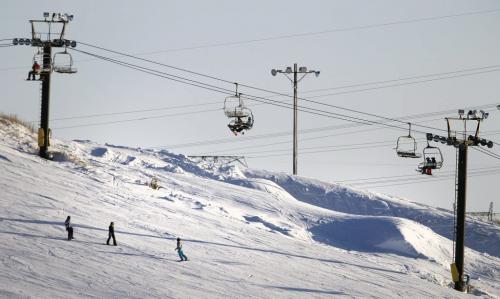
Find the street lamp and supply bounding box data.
[271,63,320,175]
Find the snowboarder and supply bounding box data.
[106,222,117,246]
[27,62,40,80]
[64,216,74,240]
[175,237,188,261]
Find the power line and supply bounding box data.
[37,101,222,123]
[306,68,500,100]
[85,8,500,56]
[54,108,220,130]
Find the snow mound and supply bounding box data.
[242,168,500,259]
[310,216,451,263]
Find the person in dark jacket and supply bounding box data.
[175,237,188,261]
[106,222,117,246]
[64,216,74,240]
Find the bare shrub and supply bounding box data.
[0,113,35,132]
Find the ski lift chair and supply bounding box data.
[224,94,249,117]
[396,123,421,158]
[227,112,254,135]
[224,89,254,134]
[417,143,443,174]
[396,135,421,158]
[52,49,77,74]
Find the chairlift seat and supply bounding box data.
[53,66,77,74]
[225,106,250,118]
[397,151,421,158]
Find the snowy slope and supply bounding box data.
[0,117,499,298]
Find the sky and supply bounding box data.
[2,0,500,211]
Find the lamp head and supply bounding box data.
[271,69,277,76]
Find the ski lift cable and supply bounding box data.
[358,169,500,189]
[210,139,397,156]
[70,47,499,149]
[472,147,500,161]
[70,48,234,95]
[343,166,500,187]
[350,167,500,186]
[198,127,500,156]
[70,48,424,135]
[334,165,500,183]
[178,110,500,152]
[3,40,497,136]
[75,41,495,134]
[75,42,445,133]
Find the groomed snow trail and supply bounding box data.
[0,117,499,298]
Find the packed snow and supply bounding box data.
[0,116,499,298]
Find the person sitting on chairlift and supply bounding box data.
[430,157,437,168]
[228,117,244,135]
[422,157,432,175]
[27,62,41,81]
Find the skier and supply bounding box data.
[175,237,188,261]
[64,216,74,240]
[106,222,117,246]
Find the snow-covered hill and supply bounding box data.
[0,116,499,298]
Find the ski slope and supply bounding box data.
[0,116,499,298]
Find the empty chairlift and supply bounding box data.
[52,49,77,74]
[396,123,421,158]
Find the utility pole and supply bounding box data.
[427,109,493,292]
[12,12,77,159]
[271,64,320,175]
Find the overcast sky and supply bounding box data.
[2,0,500,211]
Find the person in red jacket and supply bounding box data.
[27,62,41,80]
